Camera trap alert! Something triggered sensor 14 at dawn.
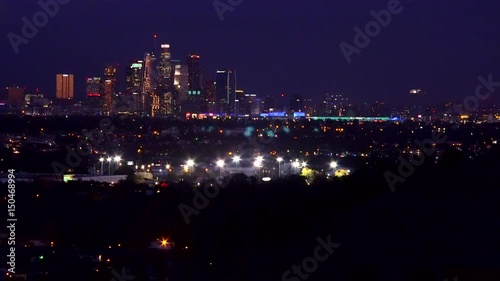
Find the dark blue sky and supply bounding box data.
[1,0,500,106]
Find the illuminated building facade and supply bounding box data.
[126,60,144,113]
[86,77,103,108]
[157,44,174,115]
[56,74,74,100]
[103,65,118,113]
[142,53,157,116]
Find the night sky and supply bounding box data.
[1,0,500,106]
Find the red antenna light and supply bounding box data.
[154,34,157,38]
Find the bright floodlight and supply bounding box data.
[292,161,300,168]
[233,156,241,162]
[277,157,283,162]
[114,156,121,162]
[107,157,112,162]
[330,161,338,168]
[187,160,195,167]
[302,162,307,167]
[166,164,171,169]
[99,157,104,162]
[216,160,225,167]
[254,160,262,167]
[256,156,263,162]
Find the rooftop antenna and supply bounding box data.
[154,34,157,55]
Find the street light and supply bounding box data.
[114,156,121,172]
[186,159,195,176]
[233,156,241,172]
[330,161,338,169]
[107,157,112,175]
[165,164,170,177]
[216,160,224,177]
[292,161,300,174]
[277,157,283,178]
[254,159,262,176]
[99,158,104,175]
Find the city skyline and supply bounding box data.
[1,1,499,106]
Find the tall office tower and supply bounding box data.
[186,54,203,92]
[290,94,304,112]
[173,63,189,111]
[126,60,144,113]
[86,77,103,108]
[215,69,236,115]
[263,94,276,113]
[204,80,216,113]
[157,44,174,115]
[103,80,113,112]
[142,53,157,94]
[241,93,260,115]
[6,85,25,108]
[103,64,118,113]
[56,74,74,100]
[142,53,157,116]
[104,64,118,92]
[235,89,245,116]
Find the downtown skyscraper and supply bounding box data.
[142,52,157,116]
[185,54,204,112]
[126,60,144,113]
[103,64,118,112]
[56,74,74,100]
[157,44,174,115]
[215,69,236,116]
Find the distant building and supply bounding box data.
[56,74,74,100]
[204,80,216,112]
[174,63,189,109]
[241,93,260,115]
[157,44,174,115]
[7,86,24,108]
[186,54,203,92]
[263,95,276,113]
[142,53,157,116]
[290,94,303,112]
[85,77,102,109]
[320,93,349,116]
[126,60,144,113]
[103,65,118,112]
[215,69,237,115]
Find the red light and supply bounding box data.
[160,182,168,187]
[281,93,285,97]
[154,34,157,38]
